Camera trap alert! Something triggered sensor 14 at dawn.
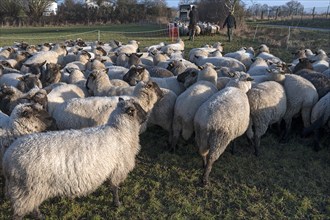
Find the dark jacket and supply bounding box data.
[223,14,236,29]
[189,8,198,25]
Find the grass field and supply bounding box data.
[0,24,329,219]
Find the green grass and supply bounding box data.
[0,24,329,219]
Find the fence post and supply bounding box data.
[97,30,100,42]
[327,5,329,19]
[253,24,258,41]
[286,26,291,49]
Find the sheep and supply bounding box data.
[0,86,48,115]
[0,47,16,60]
[0,103,56,161]
[122,65,150,86]
[295,68,330,99]
[0,64,20,75]
[166,59,187,76]
[268,68,319,142]
[51,80,163,130]
[2,98,148,219]
[2,51,32,70]
[122,67,185,95]
[302,92,330,151]
[145,66,174,78]
[194,73,253,186]
[171,65,218,151]
[160,38,184,55]
[247,57,275,76]
[246,81,287,156]
[0,73,42,93]
[107,66,129,80]
[47,84,87,115]
[62,50,91,72]
[114,40,140,54]
[23,43,68,67]
[256,44,282,64]
[151,51,170,66]
[125,53,143,68]
[194,55,246,72]
[147,88,177,144]
[40,62,61,87]
[0,85,24,114]
[292,57,313,75]
[86,69,135,96]
[224,47,254,69]
[323,68,330,77]
[251,68,286,85]
[144,42,165,52]
[188,42,224,63]
[310,50,329,73]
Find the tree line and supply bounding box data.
[1,0,323,27]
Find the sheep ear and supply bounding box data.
[125,53,131,57]
[118,97,124,102]
[197,65,203,70]
[247,77,254,81]
[266,68,271,73]
[16,76,24,81]
[137,53,143,58]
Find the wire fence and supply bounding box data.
[0,28,173,47]
[243,24,330,52]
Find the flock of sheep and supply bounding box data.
[0,36,329,218]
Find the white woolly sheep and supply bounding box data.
[224,47,254,69]
[0,103,56,161]
[194,73,253,186]
[47,83,87,115]
[302,92,330,151]
[3,98,148,219]
[51,80,163,130]
[246,81,287,156]
[194,55,246,72]
[86,69,135,96]
[23,43,68,67]
[171,65,218,151]
[268,68,319,142]
[114,40,140,54]
[246,57,268,76]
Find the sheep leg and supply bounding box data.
[202,141,228,186]
[253,135,261,157]
[32,208,44,220]
[280,117,292,143]
[170,132,180,153]
[110,185,121,207]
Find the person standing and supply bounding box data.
[223,11,237,42]
[188,6,198,41]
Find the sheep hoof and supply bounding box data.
[33,208,44,220]
[114,200,122,207]
[201,178,210,187]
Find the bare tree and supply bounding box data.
[286,0,304,17]
[224,0,240,13]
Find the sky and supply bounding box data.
[166,0,330,9]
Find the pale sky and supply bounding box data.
[166,0,330,9]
